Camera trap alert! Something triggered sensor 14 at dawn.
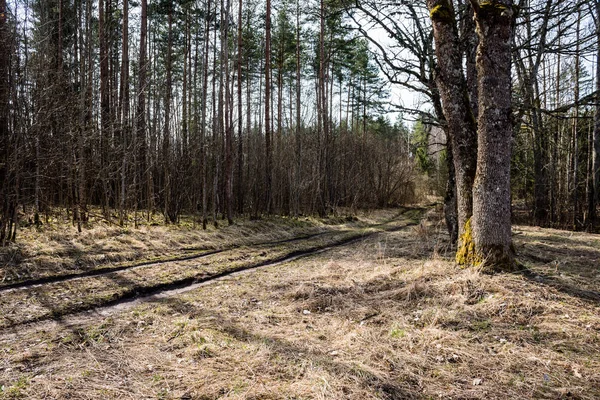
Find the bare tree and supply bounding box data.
[593,0,600,228]
[265,0,273,214]
[0,0,11,243]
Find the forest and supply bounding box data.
[0,0,415,237]
[0,0,598,239]
[0,0,599,398]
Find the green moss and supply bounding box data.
[480,1,507,9]
[478,1,513,18]
[456,218,518,272]
[429,4,453,21]
[470,319,491,332]
[455,218,481,266]
[1,377,29,399]
[390,324,406,339]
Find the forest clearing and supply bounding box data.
[1,0,600,398]
[0,207,599,399]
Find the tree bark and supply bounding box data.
[444,139,458,244]
[99,0,110,215]
[223,0,233,225]
[137,0,149,217]
[200,0,212,229]
[0,0,10,243]
[572,11,581,230]
[237,0,244,215]
[265,0,272,214]
[164,5,174,223]
[593,0,600,229]
[119,0,130,226]
[466,0,516,271]
[318,0,328,216]
[295,0,301,217]
[212,0,219,226]
[427,0,477,248]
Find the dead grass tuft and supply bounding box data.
[394,279,433,302]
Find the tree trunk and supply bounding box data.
[593,0,600,229]
[200,0,212,229]
[99,0,110,216]
[553,23,562,223]
[164,5,174,223]
[572,11,581,230]
[182,16,189,158]
[295,0,301,217]
[237,0,244,215]
[119,0,130,226]
[212,1,219,227]
[427,0,477,247]
[246,11,253,217]
[462,1,478,119]
[223,0,233,225]
[463,0,516,271]
[137,0,148,216]
[318,0,328,216]
[444,139,458,244]
[276,32,284,214]
[0,0,10,243]
[265,0,272,214]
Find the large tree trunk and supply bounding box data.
[427,0,478,248]
[463,0,516,271]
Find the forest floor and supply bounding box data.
[0,206,599,399]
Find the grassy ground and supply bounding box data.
[0,207,599,399]
[0,209,420,329]
[1,209,404,285]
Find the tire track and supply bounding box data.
[0,210,423,330]
[0,228,338,293]
[0,208,420,293]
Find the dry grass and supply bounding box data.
[0,208,404,285]
[0,210,599,399]
[0,209,421,330]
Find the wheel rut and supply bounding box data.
[0,230,335,293]
[0,209,424,331]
